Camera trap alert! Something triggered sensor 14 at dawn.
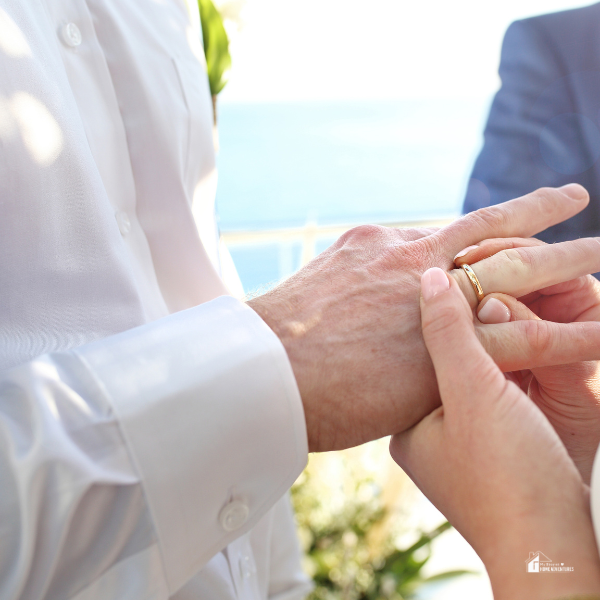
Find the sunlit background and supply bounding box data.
[213,1,592,598]
[216,0,594,295]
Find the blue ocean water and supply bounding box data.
[215,99,491,291]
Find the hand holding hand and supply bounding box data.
[249,185,600,452]
[455,239,600,483]
[390,268,600,600]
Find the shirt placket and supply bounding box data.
[42,0,169,322]
[225,533,261,600]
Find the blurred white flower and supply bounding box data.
[213,0,247,30]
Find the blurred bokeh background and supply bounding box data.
[206,1,591,597]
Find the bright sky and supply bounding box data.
[220,0,593,103]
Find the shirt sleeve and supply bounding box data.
[0,295,308,600]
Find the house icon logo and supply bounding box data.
[526,552,552,573]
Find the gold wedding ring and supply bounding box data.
[461,264,484,303]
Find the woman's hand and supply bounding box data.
[454,240,600,484]
[250,185,600,452]
[390,268,600,600]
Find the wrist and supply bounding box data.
[482,507,600,600]
[247,294,320,450]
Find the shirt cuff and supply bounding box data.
[74,296,308,595]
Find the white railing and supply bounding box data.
[221,216,456,268]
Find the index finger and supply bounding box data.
[431,184,588,257]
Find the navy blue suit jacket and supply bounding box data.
[464,2,600,243]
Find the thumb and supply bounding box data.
[420,268,508,411]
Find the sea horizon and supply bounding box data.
[215,97,492,290]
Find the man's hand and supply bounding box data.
[248,184,600,452]
[390,268,600,600]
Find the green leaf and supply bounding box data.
[197,0,231,96]
[424,569,478,583]
[378,522,452,571]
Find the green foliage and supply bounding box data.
[198,0,231,96]
[291,447,473,600]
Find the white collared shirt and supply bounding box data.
[0,1,310,598]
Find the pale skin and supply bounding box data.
[249,183,600,452]
[454,237,600,485]
[248,183,600,598]
[388,236,600,598]
[390,268,600,600]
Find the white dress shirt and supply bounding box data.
[0,1,311,599]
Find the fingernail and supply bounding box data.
[453,245,478,261]
[421,267,450,302]
[478,298,511,324]
[559,183,588,200]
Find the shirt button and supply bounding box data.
[60,23,82,48]
[115,211,131,236]
[241,555,256,579]
[219,500,249,532]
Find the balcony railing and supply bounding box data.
[221,216,456,268]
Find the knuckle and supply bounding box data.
[530,186,555,200]
[527,186,563,213]
[526,186,550,202]
[498,247,535,272]
[453,205,511,239]
[416,233,443,257]
[393,239,432,265]
[396,226,438,243]
[470,204,510,230]
[336,224,388,247]
[522,318,554,356]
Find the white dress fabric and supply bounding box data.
[0,1,311,599]
[589,445,600,556]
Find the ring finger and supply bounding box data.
[449,237,600,309]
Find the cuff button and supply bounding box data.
[219,500,249,532]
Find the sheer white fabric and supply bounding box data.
[0,1,310,598]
